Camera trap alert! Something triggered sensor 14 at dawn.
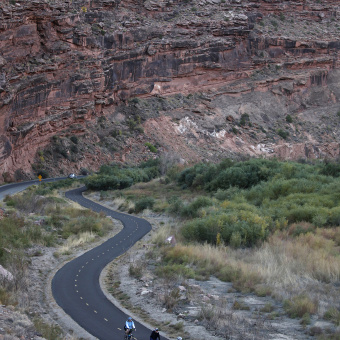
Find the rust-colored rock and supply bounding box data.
[0,0,340,180]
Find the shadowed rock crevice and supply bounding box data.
[0,0,340,180]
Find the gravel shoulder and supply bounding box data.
[87,193,318,340]
[0,191,333,340]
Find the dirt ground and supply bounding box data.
[0,192,334,340]
[88,193,320,340]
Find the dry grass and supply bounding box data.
[197,298,270,340]
[254,231,340,287]
[151,225,175,246]
[158,227,340,316]
[283,294,318,318]
[123,179,203,201]
[57,232,96,255]
[112,197,135,212]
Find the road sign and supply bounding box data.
[38,175,42,181]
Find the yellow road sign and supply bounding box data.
[38,175,42,181]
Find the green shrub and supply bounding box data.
[0,216,55,263]
[285,205,316,223]
[181,208,269,247]
[164,289,181,310]
[85,162,160,191]
[155,264,195,279]
[320,161,340,177]
[324,307,340,325]
[260,303,274,313]
[217,265,241,282]
[145,142,157,153]
[278,128,289,140]
[233,300,250,310]
[180,196,213,218]
[286,114,293,123]
[37,169,49,179]
[167,196,183,214]
[33,317,63,339]
[134,197,155,213]
[271,20,278,27]
[62,216,103,238]
[232,127,239,134]
[240,113,250,126]
[284,294,318,318]
[230,231,242,248]
[129,263,143,279]
[0,287,16,305]
[70,135,78,144]
[300,313,311,326]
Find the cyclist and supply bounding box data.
[150,327,161,340]
[124,316,136,336]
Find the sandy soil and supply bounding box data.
[0,192,334,340]
[100,223,314,340]
[87,193,319,340]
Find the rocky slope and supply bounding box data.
[0,0,340,181]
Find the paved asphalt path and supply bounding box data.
[0,180,168,340]
[52,186,167,340]
[0,177,70,201]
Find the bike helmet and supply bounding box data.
[128,316,132,320]
[177,337,182,340]
[155,328,159,331]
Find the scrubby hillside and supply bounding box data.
[0,0,340,181]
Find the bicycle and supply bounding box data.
[123,331,137,340]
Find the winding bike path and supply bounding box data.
[0,180,168,340]
[52,186,166,340]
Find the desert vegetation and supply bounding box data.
[0,180,115,338]
[104,157,340,339]
[84,159,160,191]
[2,157,340,339]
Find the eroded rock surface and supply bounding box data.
[0,0,340,180]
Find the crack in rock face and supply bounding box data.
[0,0,340,179]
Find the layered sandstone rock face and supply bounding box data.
[0,0,339,180]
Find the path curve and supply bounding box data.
[52,186,166,340]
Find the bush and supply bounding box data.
[33,317,63,339]
[286,114,293,123]
[167,196,183,214]
[129,262,143,279]
[62,215,103,238]
[85,162,160,191]
[207,159,280,191]
[0,216,56,264]
[277,128,289,140]
[300,313,311,326]
[320,161,340,177]
[70,135,78,144]
[155,264,195,280]
[163,289,181,310]
[37,169,49,179]
[283,294,318,318]
[240,113,250,126]
[324,307,340,325]
[180,196,214,218]
[134,197,155,213]
[145,142,157,153]
[181,208,269,247]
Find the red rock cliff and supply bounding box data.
[0,0,340,180]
